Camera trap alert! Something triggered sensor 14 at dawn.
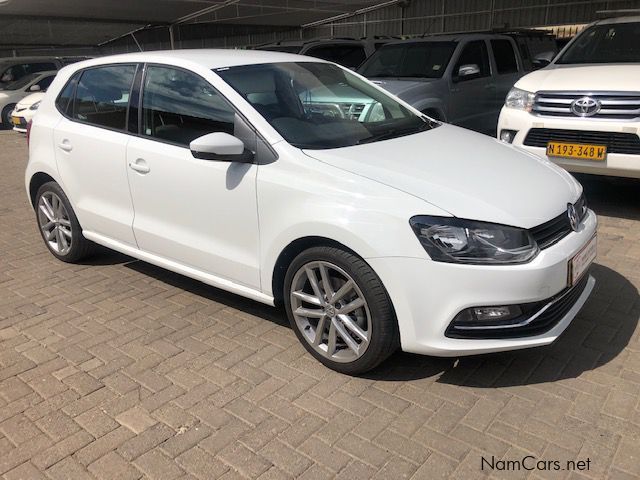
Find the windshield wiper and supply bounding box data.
[357,121,432,145]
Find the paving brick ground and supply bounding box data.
[1,130,639,479]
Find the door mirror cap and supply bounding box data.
[458,64,481,78]
[29,84,41,92]
[189,132,254,163]
[532,51,554,69]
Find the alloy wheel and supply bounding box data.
[37,191,73,255]
[290,261,371,363]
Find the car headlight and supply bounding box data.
[409,216,538,265]
[29,101,41,111]
[504,87,535,112]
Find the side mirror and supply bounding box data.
[458,64,480,78]
[29,84,41,92]
[532,51,554,70]
[189,132,254,163]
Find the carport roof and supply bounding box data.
[0,0,390,47]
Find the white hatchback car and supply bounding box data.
[26,51,597,374]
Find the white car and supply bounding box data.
[25,51,597,374]
[0,71,56,128]
[498,16,640,179]
[10,92,45,132]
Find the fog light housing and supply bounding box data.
[447,304,525,333]
[473,306,521,322]
[499,129,517,144]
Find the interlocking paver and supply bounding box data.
[0,131,639,479]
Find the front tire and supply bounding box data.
[35,181,95,263]
[1,105,15,129]
[284,246,399,375]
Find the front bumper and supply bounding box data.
[498,107,640,179]
[368,209,597,356]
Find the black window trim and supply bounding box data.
[451,39,493,83]
[53,61,277,161]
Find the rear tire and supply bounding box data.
[1,105,15,130]
[35,181,96,263]
[284,246,399,375]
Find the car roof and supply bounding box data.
[71,49,325,71]
[382,33,512,45]
[594,15,640,25]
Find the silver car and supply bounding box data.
[358,33,527,134]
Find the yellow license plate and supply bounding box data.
[546,142,606,161]
[11,116,21,126]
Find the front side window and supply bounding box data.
[557,22,640,64]
[141,66,236,147]
[217,62,434,150]
[2,73,41,91]
[358,42,456,79]
[73,65,136,130]
[491,39,518,74]
[453,40,491,81]
[305,45,367,68]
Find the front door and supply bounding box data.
[448,40,496,133]
[126,65,261,289]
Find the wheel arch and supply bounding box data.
[271,236,361,306]
[28,171,57,208]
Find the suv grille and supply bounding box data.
[523,128,640,155]
[533,91,640,120]
[340,103,366,119]
[530,193,588,250]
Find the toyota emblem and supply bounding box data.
[570,96,601,117]
[567,203,579,232]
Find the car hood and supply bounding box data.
[369,78,437,98]
[15,92,45,109]
[516,64,640,92]
[303,125,581,228]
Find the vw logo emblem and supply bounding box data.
[567,203,579,232]
[571,96,601,117]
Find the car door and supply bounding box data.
[53,64,139,246]
[490,38,522,127]
[447,40,496,133]
[126,65,261,289]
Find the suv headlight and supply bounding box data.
[505,87,535,112]
[410,216,538,265]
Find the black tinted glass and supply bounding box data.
[73,65,136,130]
[454,41,490,80]
[558,22,640,64]
[142,66,235,147]
[358,42,456,78]
[306,45,367,68]
[491,39,518,74]
[56,73,79,115]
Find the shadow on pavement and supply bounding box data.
[576,173,640,221]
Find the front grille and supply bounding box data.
[529,193,588,250]
[523,128,640,155]
[340,103,366,119]
[446,274,590,339]
[533,91,640,120]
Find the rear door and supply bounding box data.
[490,38,522,124]
[53,64,139,246]
[448,40,495,133]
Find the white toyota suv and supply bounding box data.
[498,16,640,179]
[26,50,596,374]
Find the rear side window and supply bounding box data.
[55,72,80,115]
[305,45,367,68]
[491,40,518,74]
[25,63,57,74]
[141,65,235,147]
[72,65,136,130]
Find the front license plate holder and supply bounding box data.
[568,235,597,286]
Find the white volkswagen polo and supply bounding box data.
[26,50,597,374]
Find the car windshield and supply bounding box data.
[358,41,457,78]
[2,73,39,91]
[557,22,640,64]
[217,62,434,150]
